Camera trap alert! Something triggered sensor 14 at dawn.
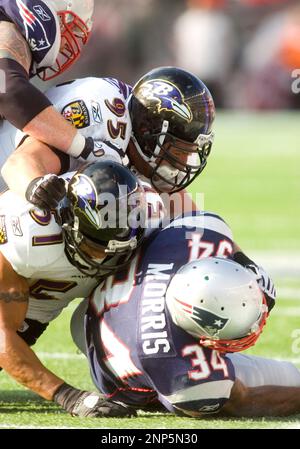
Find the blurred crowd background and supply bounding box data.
[49,0,300,109]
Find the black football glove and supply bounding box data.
[246,264,276,312]
[25,174,66,210]
[53,382,137,418]
[233,251,276,312]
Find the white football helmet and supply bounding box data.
[166,257,268,353]
[39,0,94,81]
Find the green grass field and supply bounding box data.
[1,112,300,429]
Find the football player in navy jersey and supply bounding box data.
[68,211,300,418]
[0,0,95,179]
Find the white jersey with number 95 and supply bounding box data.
[0,77,133,190]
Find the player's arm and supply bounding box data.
[1,137,63,197]
[0,252,135,417]
[0,22,89,157]
[232,242,276,311]
[0,251,64,399]
[220,378,300,417]
[1,136,67,209]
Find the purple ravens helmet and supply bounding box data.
[128,66,215,192]
[60,160,145,277]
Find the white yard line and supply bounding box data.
[35,352,300,366]
[275,357,300,365]
[0,425,100,429]
[278,288,300,300]
[272,307,300,316]
[250,252,300,279]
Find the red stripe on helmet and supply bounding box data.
[19,2,36,25]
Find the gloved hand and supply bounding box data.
[53,382,137,418]
[246,264,276,312]
[25,174,66,210]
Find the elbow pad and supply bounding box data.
[0,58,52,129]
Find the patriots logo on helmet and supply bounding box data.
[140,79,193,123]
[175,298,229,336]
[71,174,101,230]
[191,306,229,336]
[16,0,51,51]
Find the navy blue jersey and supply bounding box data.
[0,0,60,76]
[85,212,236,415]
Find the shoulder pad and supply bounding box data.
[45,77,132,160]
[0,193,65,277]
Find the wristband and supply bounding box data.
[66,132,86,158]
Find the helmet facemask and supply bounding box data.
[62,212,142,278]
[198,294,269,353]
[38,10,91,81]
[59,162,145,278]
[132,121,213,192]
[128,67,215,192]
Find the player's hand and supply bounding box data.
[25,174,66,210]
[246,264,276,312]
[53,383,136,418]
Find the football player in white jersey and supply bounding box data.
[0,67,213,215]
[0,160,147,418]
[0,76,132,195]
[71,212,300,418]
